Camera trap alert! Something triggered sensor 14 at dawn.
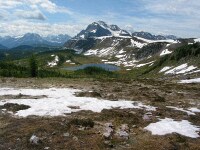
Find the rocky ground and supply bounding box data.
[0,77,200,150]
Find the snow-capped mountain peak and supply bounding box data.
[75,21,131,39]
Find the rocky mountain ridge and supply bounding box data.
[0,33,71,49]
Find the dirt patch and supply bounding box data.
[75,91,102,98]
[0,103,30,112]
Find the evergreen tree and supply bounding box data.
[29,55,38,77]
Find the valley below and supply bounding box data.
[0,77,199,150]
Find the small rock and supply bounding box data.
[121,124,129,131]
[78,127,85,131]
[63,132,70,137]
[132,125,137,128]
[61,118,66,122]
[30,135,40,145]
[104,140,110,145]
[143,114,151,121]
[44,147,50,150]
[105,123,114,128]
[118,131,129,139]
[103,127,114,139]
[73,136,78,141]
[129,111,136,115]
[103,123,114,139]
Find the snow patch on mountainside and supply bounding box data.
[134,36,178,44]
[91,29,97,33]
[194,38,200,43]
[84,47,117,57]
[165,64,197,75]
[136,61,155,68]
[48,55,59,67]
[80,35,85,39]
[160,49,172,56]
[159,66,172,73]
[185,70,200,75]
[129,39,146,48]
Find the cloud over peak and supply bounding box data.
[15,10,46,21]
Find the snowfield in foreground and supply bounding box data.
[144,118,200,138]
[0,88,156,117]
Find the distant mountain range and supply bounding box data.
[0,44,7,50]
[0,22,180,49]
[0,33,71,49]
[132,32,177,40]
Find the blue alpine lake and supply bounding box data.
[63,64,120,71]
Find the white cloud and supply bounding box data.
[40,1,72,14]
[0,0,23,9]
[0,20,84,37]
[0,0,73,14]
[124,24,134,32]
[142,0,200,17]
[15,10,46,21]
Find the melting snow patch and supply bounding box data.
[136,61,154,68]
[179,78,200,84]
[0,88,156,117]
[130,39,146,48]
[66,60,71,63]
[84,49,98,56]
[159,66,172,73]
[185,69,200,75]
[118,49,125,54]
[160,49,172,56]
[80,35,85,39]
[188,108,200,113]
[166,106,195,115]
[165,64,197,75]
[144,118,200,138]
[194,38,200,43]
[134,36,178,44]
[90,29,97,33]
[115,54,126,58]
[48,56,59,67]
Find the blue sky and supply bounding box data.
[0,0,200,38]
